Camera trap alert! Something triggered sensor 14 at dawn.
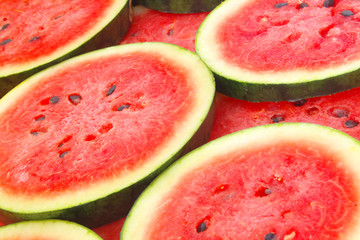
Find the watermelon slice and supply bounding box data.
[120,5,209,52]
[0,0,130,97]
[0,42,215,228]
[196,0,360,102]
[0,219,102,240]
[121,123,360,239]
[133,0,224,13]
[210,86,360,141]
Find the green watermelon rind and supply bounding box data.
[0,219,102,239]
[133,0,224,13]
[0,0,131,98]
[195,0,360,102]
[121,122,360,239]
[0,42,215,228]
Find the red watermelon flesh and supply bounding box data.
[92,217,126,240]
[210,86,360,141]
[218,0,360,71]
[0,0,114,67]
[120,5,209,52]
[0,51,194,196]
[146,140,358,239]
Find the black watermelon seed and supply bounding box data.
[341,10,354,17]
[106,84,116,96]
[344,120,359,128]
[292,99,307,107]
[168,29,173,36]
[265,233,277,240]
[35,115,46,121]
[60,151,69,158]
[29,36,40,42]
[54,15,62,20]
[117,104,130,111]
[271,114,285,123]
[323,0,334,8]
[31,131,39,136]
[196,222,207,233]
[300,2,309,8]
[49,96,60,104]
[329,108,349,118]
[0,38,12,46]
[274,2,288,8]
[69,94,82,105]
[265,188,271,195]
[1,23,9,31]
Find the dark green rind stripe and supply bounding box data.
[0,1,131,98]
[214,68,360,102]
[134,0,224,13]
[0,100,215,229]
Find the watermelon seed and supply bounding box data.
[0,39,12,46]
[49,96,60,104]
[306,107,319,116]
[341,10,354,17]
[299,2,309,8]
[28,36,40,42]
[292,99,307,107]
[323,0,334,8]
[31,131,39,136]
[167,29,173,36]
[265,188,271,195]
[196,222,207,233]
[328,107,349,118]
[255,187,272,197]
[59,150,70,158]
[106,84,116,96]
[271,114,284,123]
[58,135,73,148]
[1,23,9,31]
[265,232,277,240]
[54,15,63,20]
[34,115,46,121]
[117,104,130,111]
[68,94,82,105]
[30,128,47,135]
[344,120,359,128]
[274,2,288,8]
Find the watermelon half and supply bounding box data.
[0,42,215,228]
[122,123,360,239]
[0,219,102,240]
[133,0,224,13]
[196,0,360,102]
[0,0,130,97]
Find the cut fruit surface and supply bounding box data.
[0,42,215,228]
[122,123,360,239]
[196,0,360,101]
[0,0,130,97]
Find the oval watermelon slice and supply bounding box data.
[0,219,102,240]
[209,86,360,141]
[196,0,360,102]
[0,42,215,228]
[0,0,130,97]
[121,123,360,239]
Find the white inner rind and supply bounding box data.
[0,43,215,213]
[121,123,360,239]
[0,219,102,239]
[0,0,128,78]
[196,0,360,84]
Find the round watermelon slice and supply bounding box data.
[209,86,360,141]
[121,123,360,239]
[0,219,102,240]
[120,5,209,52]
[0,0,130,97]
[196,0,360,102]
[0,42,215,228]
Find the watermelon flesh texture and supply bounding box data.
[219,0,360,71]
[0,52,194,196]
[120,5,208,52]
[209,86,360,141]
[92,217,126,240]
[148,142,358,239]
